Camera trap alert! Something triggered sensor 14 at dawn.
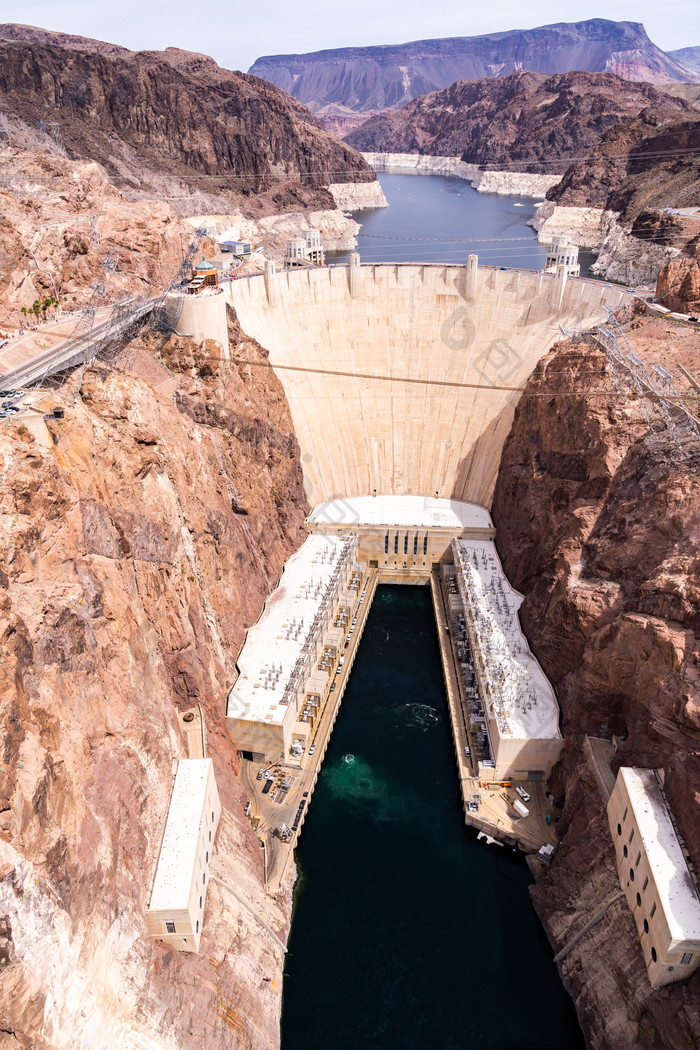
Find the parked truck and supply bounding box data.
[513,798,529,819]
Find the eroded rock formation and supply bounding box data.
[0,313,308,1049]
[491,311,700,1050]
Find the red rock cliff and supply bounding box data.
[491,313,700,1050]
[0,313,308,1049]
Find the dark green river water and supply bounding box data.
[281,586,584,1050]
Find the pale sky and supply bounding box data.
[1,0,697,73]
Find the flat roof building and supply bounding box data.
[452,539,563,780]
[227,533,359,761]
[146,759,221,953]
[607,767,700,988]
[309,495,494,585]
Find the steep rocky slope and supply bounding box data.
[0,314,308,1049]
[0,27,375,215]
[344,71,690,171]
[491,312,700,1050]
[548,118,700,217]
[250,19,698,120]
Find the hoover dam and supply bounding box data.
[223,258,626,507]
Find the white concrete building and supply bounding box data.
[452,539,563,780]
[146,759,221,953]
[607,767,700,988]
[227,533,359,760]
[545,237,580,278]
[309,495,494,584]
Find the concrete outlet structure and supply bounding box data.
[146,759,221,953]
[607,767,700,988]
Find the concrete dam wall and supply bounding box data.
[225,261,626,508]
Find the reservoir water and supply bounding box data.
[282,586,584,1050]
[330,172,597,275]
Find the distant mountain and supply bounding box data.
[344,70,692,173]
[667,46,700,75]
[250,19,699,119]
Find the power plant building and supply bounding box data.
[227,533,359,761]
[451,538,563,780]
[607,766,700,988]
[145,758,221,953]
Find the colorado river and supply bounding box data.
[281,586,584,1050]
[330,171,597,274]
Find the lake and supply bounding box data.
[329,172,597,275]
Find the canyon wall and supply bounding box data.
[0,313,308,1049]
[491,314,700,1050]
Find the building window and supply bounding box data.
[203,872,206,885]
[212,811,215,822]
[623,807,628,822]
[394,534,398,554]
[623,845,628,858]
[629,828,635,843]
[404,535,408,554]
[635,852,641,867]
[636,893,641,907]
[643,919,649,934]
[423,535,428,555]
[651,947,657,963]
[200,896,203,909]
[617,824,622,837]
[206,851,209,863]
[196,920,199,933]
[629,868,635,882]
[643,876,648,891]
[413,535,418,555]
[166,921,176,934]
[209,830,212,842]
[384,534,389,553]
[650,902,657,919]
[681,953,693,966]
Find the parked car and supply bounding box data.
[309,745,315,756]
[256,769,264,781]
[516,786,531,803]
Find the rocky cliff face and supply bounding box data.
[491,312,700,1050]
[0,313,308,1049]
[250,19,699,119]
[344,71,690,172]
[0,28,375,215]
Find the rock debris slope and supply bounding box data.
[491,310,700,1050]
[0,317,308,1049]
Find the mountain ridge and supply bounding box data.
[250,19,699,119]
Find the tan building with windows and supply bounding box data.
[607,766,700,988]
[145,759,221,953]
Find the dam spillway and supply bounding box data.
[224,260,626,508]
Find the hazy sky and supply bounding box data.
[4,1,698,72]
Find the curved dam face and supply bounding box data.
[227,262,626,508]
